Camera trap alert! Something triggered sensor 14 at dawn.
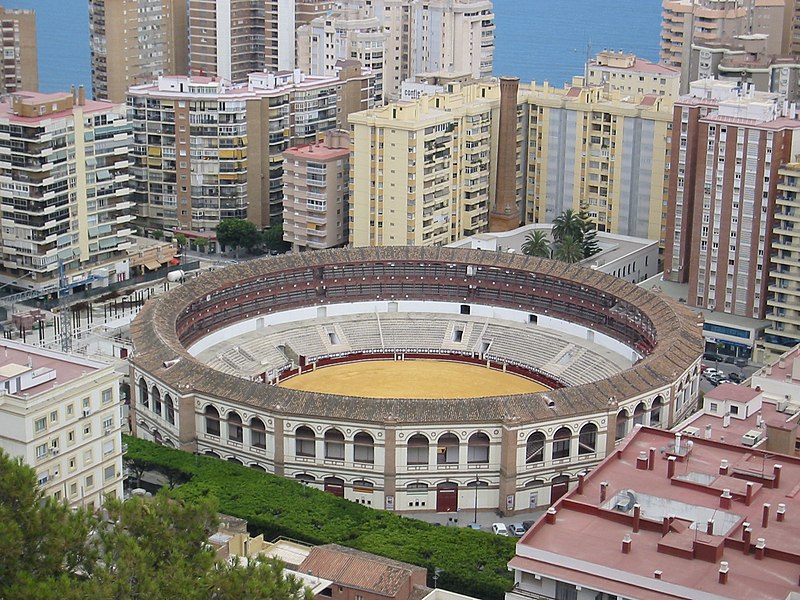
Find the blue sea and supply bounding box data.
[16,0,662,95]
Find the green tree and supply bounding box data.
[151,229,164,240]
[0,450,311,600]
[174,233,188,252]
[521,230,551,258]
[551,209,584,245]
[216,219,261,257]
[262,224,289,253]
[124,456,151,489]
[195,237,209,253]
[552,234,584,263]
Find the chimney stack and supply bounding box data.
[600,481,608,502]
[667,456,677,479]
[648,447,656,470]
[654,570,663,580]
[662,516,670,536]
[755,538,766,560]
[577,472,585,495]
[545,507,557,525]
[78,85,86,106]
[633,504,641,533]
[489,77,521,232]
[720,489,732,510]
[777,503,786,522]
[773,464,782,489]
[719,459,729,476]
[706,518,715,536]
[636,451,648,470]
[745,482,754,506]
[718,561,729,585]
[762,503,771,529]
[622,533,632,554]
[742,525,752,554]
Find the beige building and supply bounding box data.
[129,68,373,232]
[188,0,295,83]
[282,130,350,252]
[0,5,37,94]
[0,89,134,294]
[660,0,787,93]
[349,81,500,247]
[0,340,124,510]
[520,78,673,243]
[89,0,188,103]
[587,49,680,97]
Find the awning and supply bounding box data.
[144,260,162,271]
[169,258,181,265]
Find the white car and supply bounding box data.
[492,522,509,536]
[704,368,723,380]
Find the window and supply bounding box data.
[103,416,113,430]
[101,388,113,404]
[204,406,220,436]
[165,395,175,425]
[709,402,718,413]
[83,424,92,437]
[526,432,545,464]
[324,429,345,460]
[50,411,58,423]
[85,475,94,490]
[467,432,490,463]
[69,482,77,496]
[35,417,47,433]
[295,426,315,457]
[552,427,571,460]
[615,409,628,441]
[67,430,75,444]
[578,423,597,455]
[555,581,578,600]
[35,444,47,459]
[651,397,663,426]
[104,465,115,481]
[103,440,114,456]
[228,412,243,443]
[250,417,267,449]
[436,433,459,464]
[353,432,374,463]
[407,434,429,465]
[633,402,646,426]
[84,449,93,465]
[730,405,739,415]
[66,404,74,417]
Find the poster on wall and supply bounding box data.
[386,495,395,510]
[506,494,515,511]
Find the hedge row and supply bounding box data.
[125,437,516,599]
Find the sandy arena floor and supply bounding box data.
[277,359,549,399]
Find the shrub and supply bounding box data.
[124,437,515,599]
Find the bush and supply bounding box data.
[124,437,515,599]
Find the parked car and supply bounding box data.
[727,372,744,384]
[723,355,736,364]
[492,523,509,536]
[522,521,536,531]
[467,522,482,530]
[509,523,526,537]
[735,357,749,367]
[703,352,723,362]
[704,368,723,380]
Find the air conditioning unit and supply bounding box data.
[82,409,92,418]
[741,429,764,447]
[682,426,701,437]
[104,427,112,435]
[50,448,60,456]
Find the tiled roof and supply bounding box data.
[130,247,703,424]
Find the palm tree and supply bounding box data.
[551,209,584,245]
[521,230,551,258]
[552,235,584,264]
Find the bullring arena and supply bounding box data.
[130,247,704,514]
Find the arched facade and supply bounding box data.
[129,247,703,514]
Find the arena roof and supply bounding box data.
[130,247,704,425]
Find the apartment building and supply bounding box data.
[587,50,680,98]
[294,0,335,27]
[660,0,787,93]
[282,130,350,252]
[0,340,124,510]
[89,0,188,104]
[188,0,295,83]
[663,80,800,320]
[349,81,499,247]
[129,68,373,232]
[297,7,386,102]
[0,5,37,94]
[0,88,134,295]
[520,78,673,243]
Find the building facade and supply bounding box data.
[587,50,680,98]
[128,68,372,232]
[0,5,37,94]
[89,0,189,103]
[660,0,787,93]
[187,0,295,82]
[520,79,673,243]
[663,80,800,320]
[0,89,134,294]
[349,82,499,247]
[0,340,124,510]
[282,130,350,252]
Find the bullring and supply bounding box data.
[129,246,704,514]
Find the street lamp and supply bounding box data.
[473,475,479,525]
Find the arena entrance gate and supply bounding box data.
[436,481,458,512]
[324,476,345,497]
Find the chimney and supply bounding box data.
[762,503,771,529]
[489,77,521,232]
[633,504,641,533]
[755,538,766,560]
[720,489,732,510]
[636,451,648,470]
[706,518,715,536]
[745,482,754,506]
[773,464,782,489]
[577,472,585,495]
[777,503,786,522]
[600,481,608,502]
[742,525,752,554]
[704,424,712,439]
[667,456,677,479]
[78,85,86,106]
[674,433,682,454]
[648,447,656,470]
[622,533,632,554]
[654,570,663,580]
[662,516,670,536]
[545,507,557,525]
[718,561,729,585]
[719,459,729,476]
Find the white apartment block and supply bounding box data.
[0,89,134,295]
[0,340,124,510]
